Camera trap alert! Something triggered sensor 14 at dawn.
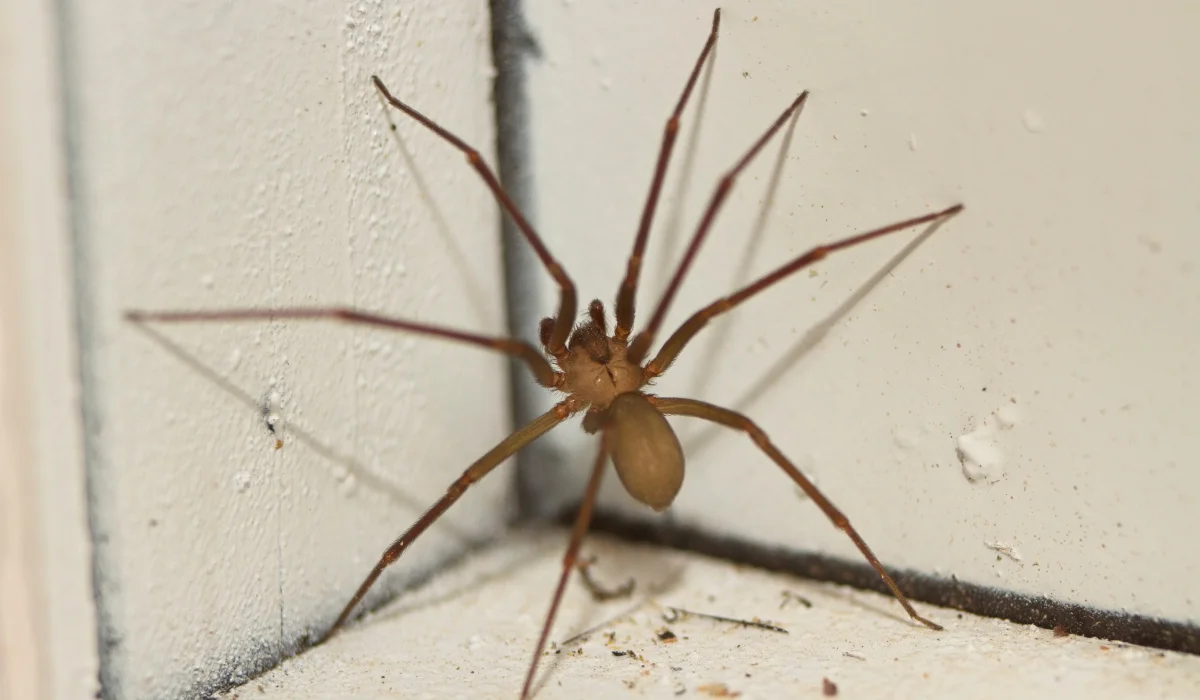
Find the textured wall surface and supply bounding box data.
[519,0,1199,625]
[66,1,508,697]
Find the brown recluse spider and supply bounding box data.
[126,8,963,698]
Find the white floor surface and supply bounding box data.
[218,529,1200,699]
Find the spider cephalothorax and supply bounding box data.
[549,300,646,410]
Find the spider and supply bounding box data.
[127,8,962,698]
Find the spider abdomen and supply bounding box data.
[607,392,684,511]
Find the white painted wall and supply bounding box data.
[522,0,1199,626]
[66,1,507,698]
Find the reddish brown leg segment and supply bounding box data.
[322,403,572,641]
[628,90,811,364]
[520,437,610,699]
[588,299,607,334]
[371,76,578,355]
[651,396,942,631]
[614,8,722,341]
[124,307,563,388]
[646,204,964,377]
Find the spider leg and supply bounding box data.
[520,435,609,699]
[627,90,810,364]
[125,307,563,388]
[371,76,577,358]
[321,402,574,642]
[645,205,963,377]
[651,396,942,631]
[614,8,722,341]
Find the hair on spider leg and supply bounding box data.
[124,7,963,698]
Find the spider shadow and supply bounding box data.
[653,27,721,289]
[127,320,476,542]
[351,527,688,655]
[685,90,806,403]
[373,87,495,329]
[532,540,690,696]
[682,213,953,457]
[359,527,562,628]
[840,589,920,629]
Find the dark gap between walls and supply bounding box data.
[581,509,1200,657]
[490,0,566,521]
